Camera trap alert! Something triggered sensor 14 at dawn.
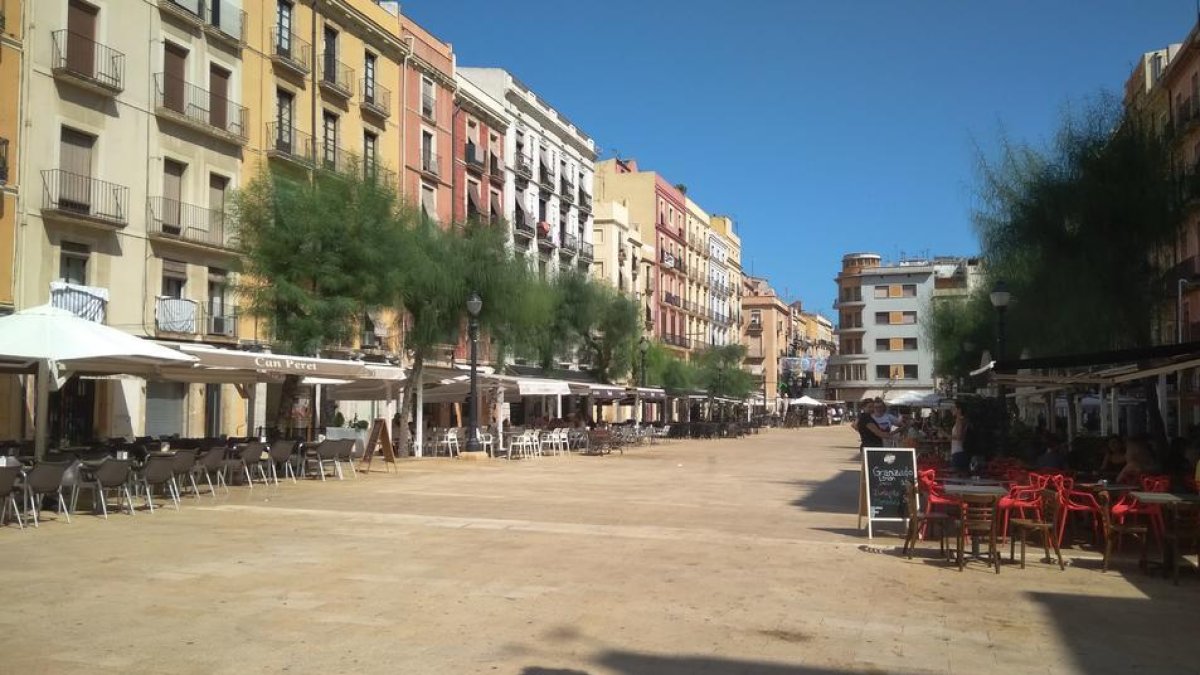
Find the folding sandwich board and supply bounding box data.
[857,446,918,539]
[360,418,397,473]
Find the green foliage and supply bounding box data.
[692,344,756,399]
[971,97,1179,356]
[234,165,400,354]
[932,98,1181,383]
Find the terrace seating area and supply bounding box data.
[0,435,370,530]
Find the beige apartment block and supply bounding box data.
[591,200,651,308]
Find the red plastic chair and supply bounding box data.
[1111,475,1169,544]
[999,473,1050,538]
[917,469,962,538]
[1054,476,1103,548]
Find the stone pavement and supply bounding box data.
[0,427,1195,674]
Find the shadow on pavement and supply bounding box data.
[586,649,862,674]
[786,469,861,514]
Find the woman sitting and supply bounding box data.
[1099,436,1126,478]
[1116,439,1158,485]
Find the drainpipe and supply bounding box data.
[311,8,318,182]
[451,99,458,224]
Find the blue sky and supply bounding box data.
[404,0,1197,315]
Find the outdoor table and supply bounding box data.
[941,484,1007,558]
[1130,491,1200,576]
[1076,483,1137,494]
[941,478,1009,488]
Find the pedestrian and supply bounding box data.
[950,399,970,473]
[857,398,897,450]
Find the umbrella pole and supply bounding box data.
[35,361,51,460]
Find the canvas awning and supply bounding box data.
[518,378,571,396]
[627,386,667,401]
[975,341,1200,387]
[568,382,626,399]
[175,344,371,379]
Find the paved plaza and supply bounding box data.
[1,427,1195,674]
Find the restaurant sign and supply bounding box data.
[858,446,917,539]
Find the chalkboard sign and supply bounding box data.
[859,446,918,538]
[360,418,396,473]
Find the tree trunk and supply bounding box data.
[396,349,425,457]
[1143,377,1169,460]
[274,374,300,439]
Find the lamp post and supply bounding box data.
[639,336,649,387]
[990,281,1011,455]
[465,292,483,453]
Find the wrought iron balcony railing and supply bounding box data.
[360,79,391,117]
[420,150,440,177]
[514,153,533,180]
[465,142,486,172]
[266,123,314,164]
[579,241,594,261]
[147,197,236,249]
[561,232,579,254]
[154,73,247,141]
[41,170,129,227]
[51,29,125,94]
[271,31,311,74]
[319,55,354,98]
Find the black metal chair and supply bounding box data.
[334,439,357,479]
[305,440,339,481]
[0,465,25,529]
[73,458,135,519]
[22,460,72,527]
[169,449,199,499]
[139,454,179,512]
[266,440,297,484]
[194,446,228,496]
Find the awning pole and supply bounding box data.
[414,373,424,458]
[35,361,51,460]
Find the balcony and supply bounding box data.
[560,178,575,204]
[360,79,391,118]
[537,226,556,252]
[578,191,592,212]
[488,153,505,184]
[660,250,676,270]
[319,55,354,99]
[662,334,691,350]
[514,214,535,241]
[318,141,353,175]
[0,137,7,184]
[271,31,311,77]
[363,160,397,189]
[155,297,199,335]
[158,0,203,26]
[420,150,440,178]
[663,292,681,307]
[580,241,594,262]
[746,319,763,335]
[147,197,236,250]
[153,73,247,145]
[41,170,128,229]
[206,303,238,339]
[50,281,107,323]
[201,1,245,48]
[465,142,486,174]
[561,232,579,255]
[50,30,125,96]
[266,123,314,166]
[421,93,436,120]
[537,167,555,193]
[514,153,533,181]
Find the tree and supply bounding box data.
[235,164,401,432]
[692,344,756,399]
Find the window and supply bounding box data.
[900,311,917,324]
[276,1,293,54]
[904,365,918,380]
[902,284,917,298]
[874,311,889,325]
[66,0,99,75]
[904,337,917,350]
[421,77,435,118]
[750,310,762,326]
[208,267,228,329]
[363,131,378,176]
[363,51,377,103]
[161,259,187,299]
[538,197,547,223]
[322,111,338,167]
[209,173,228,234]
[59,242,89,284]
[466,179,481,219]
[275,89,294,149]
[162,159,185,232]
[1152,53,1164,81]
[208,64,230,130]
[874,285,888,299]
[421,129,434,173]
[420,181,436,220]
[162,42,187,114]
[323,26,338,78]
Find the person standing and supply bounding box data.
[950,400,970,473]
[857,398,897,449]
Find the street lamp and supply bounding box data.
[990,280,1011,454]
[639,336,649,387]
[465,291,483,453]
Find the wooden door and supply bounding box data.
[163,43,187,113]
[209,65,229,131]
[66,0,97,77]
[59,128,94,212]
[209,173,228,242]
[162,160,185,233]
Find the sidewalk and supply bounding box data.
[0,427,1194,674]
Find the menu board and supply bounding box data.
[859,446,917,538]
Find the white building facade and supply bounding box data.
[707,231,732,346]
[457,67,595,278]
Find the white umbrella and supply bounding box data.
[789,395,824,408]
[0,305,198,457]
[886,390,941,408]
